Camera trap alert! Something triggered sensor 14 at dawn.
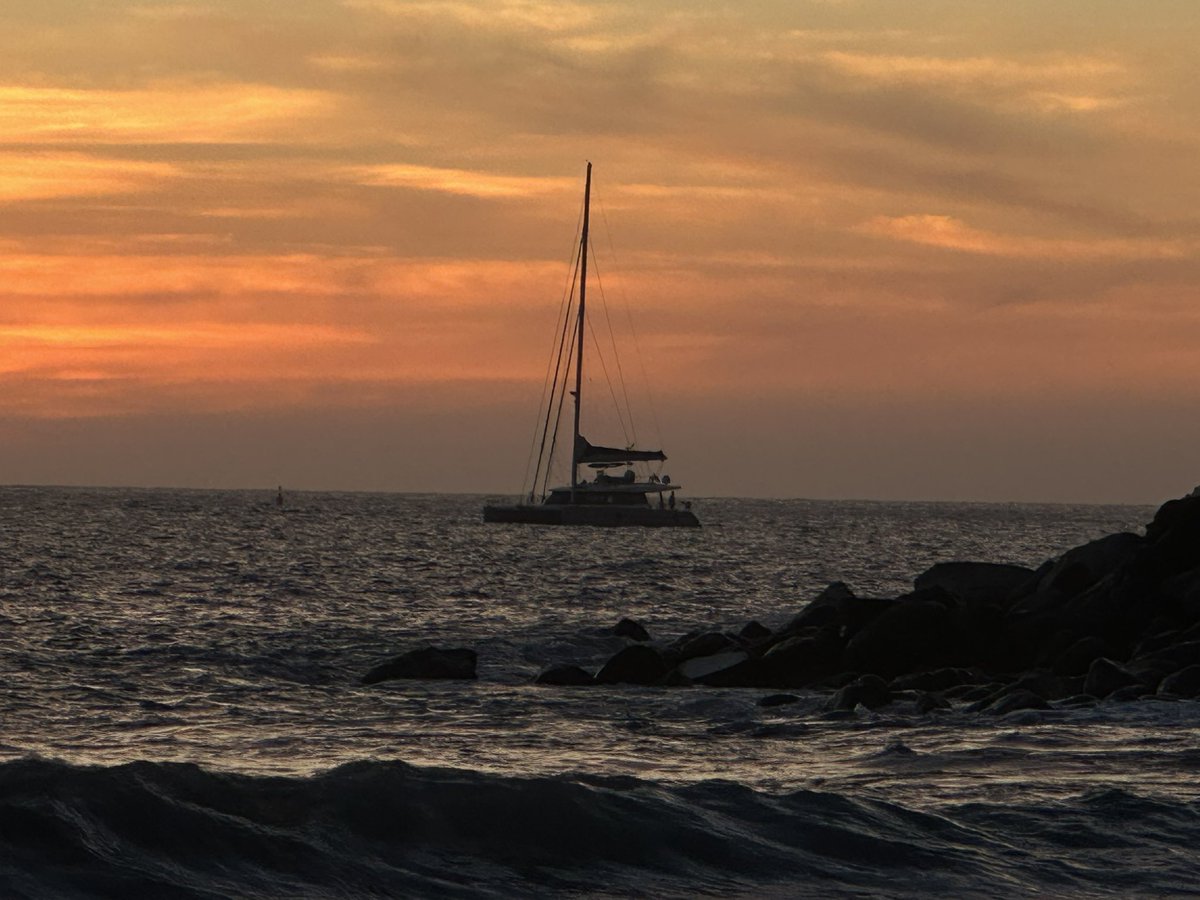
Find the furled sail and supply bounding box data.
[576,435,667,466]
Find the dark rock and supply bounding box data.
[827,674,891,711]
[836,595,896,635]
[914,561,1036,607]
[595,644,669,685]
[1105,685,1147,703]
[1009,670,1080,702]
[890,667,981,693]
[914,691,952,714]
[1057,694,1099,708]
[361,646,477,684]
[1157,664,1200,698]
[534,664,594,686]
[785,582,856,631]
[949,682,999,701]
[675,631,735,662]
[1123,659,1170,693]
[843,594,957,678]
[982,689,1050,715]
[1161,566,1200,619]
[760,629,844,687]
[676,650,749,683]
[1131,641,1200,673]
[1083,657,1143,699]
[1142,494,1200,579]
[1052,635,1114,677]
[739,620,772,642]
[758,693,800,707]
[1038,532,1143,597]
[612,618,651,641]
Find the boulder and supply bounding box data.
[785,582,856,631]
[1008,670,1081,702]
[1083,657,1143,699]
[676,650,750,683]
[1157,664,1200,698]
[982,689,1050,715]
[760,628,844,687]
[739,620,772,642]
[1052,635,1114,677]
[361,646,477,684]
[914,691,952,714]
[827,674,891,711]
[1142,494,1200,578]
[534,664,594,686]
[842,592,958,678]
[680,652,767,687]
[1038,532,1143,597]
[595,645,669,685]
[914,561,1036,607]
[612,618,651,641]
[674,631,735,662]
[890,667,982,693]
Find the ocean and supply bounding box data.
[2,486,1197,898]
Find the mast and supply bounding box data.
[570,161,592,497]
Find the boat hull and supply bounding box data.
[483,503,700,528]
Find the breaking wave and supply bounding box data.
[2,757,1198,898]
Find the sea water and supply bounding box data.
[2,487,1197,898]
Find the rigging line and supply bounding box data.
[523,281,573,499]
[532,251,581,501]
[597,197,664,450]
[523,188,588,497]
[588,240,638,447]
[586,305,633,447]
[543,312,577,499]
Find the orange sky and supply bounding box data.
[1,1,1198,502]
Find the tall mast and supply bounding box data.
[570,161,592,495]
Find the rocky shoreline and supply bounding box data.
[368,490,1200,714]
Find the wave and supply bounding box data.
[3,758,1200,898]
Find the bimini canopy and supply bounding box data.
[576,435,667,466]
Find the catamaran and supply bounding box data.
[483,163,700,527]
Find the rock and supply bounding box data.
[914,561,1036,607]
[760,629,844,687]
[677,650,750,683]
[890,667,981,693]
[739,620,772,642]
[534,664,594,686]
[361,646,477,684]
[1142,495,1200,578]
[914,691,952,714]
[1052,635,1114,677]
[785,582,856,631]
[843,593,957,678]
[827,674,891,711]
[1083,657,1143,699]
[1038,532,1143,597]
[1008,670,1079,702]
[595,645,669,685]
[675,631,735,662]
[1105,685,1147,703]
[1157,664,1200,698]
[1132,640,1200,672]
[982,689,1050,715]
[612,618,651,641]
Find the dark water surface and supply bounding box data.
[3,487,1196,897]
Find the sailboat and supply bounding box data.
[483,163,700,527]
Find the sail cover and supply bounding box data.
[576,435,667,466]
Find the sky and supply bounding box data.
[1,0,1198,503]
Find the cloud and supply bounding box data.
[861,213,1193,260]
